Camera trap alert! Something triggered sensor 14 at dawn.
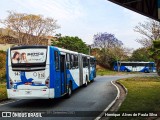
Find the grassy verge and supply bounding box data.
[0,81,7,101]
[97,69,120,76]
[96,69,139,76]
[96,65,141,76]
[111,77,160,120]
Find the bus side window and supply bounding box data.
[86,57,88,67]
[54,51,59,70]
[90,58,92,66]
[74,55,78,68]
[83,57,87,68]
[90,58,94,67]
[66,53,70,69]
[83,57,85,68]
[94,59,96,67]
[70,54,74,69]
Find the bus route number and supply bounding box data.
[14,72,20,76]
[38,72,45,79]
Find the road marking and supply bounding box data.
[94,80,120,120]
[0,99,21,106]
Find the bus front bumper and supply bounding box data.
[7,89,54,99]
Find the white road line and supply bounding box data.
[94,80,120,120]
[0,99,21,106]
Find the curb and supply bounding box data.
[116,81,128,95]
[94,81,120,120]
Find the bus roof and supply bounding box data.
[119,61,154,63]
[10,45,47,50]
[55,47,78,54]
[9,45,96,58]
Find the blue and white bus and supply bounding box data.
[114,61,156,73]
[6,46,96,99]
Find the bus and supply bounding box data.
[6,46,96,99]
[113,61,156,73]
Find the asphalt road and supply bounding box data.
[0,73,157,120]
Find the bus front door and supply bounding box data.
[60,55,67,95]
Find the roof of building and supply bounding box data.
[108,0,159,21]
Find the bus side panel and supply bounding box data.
[122,66,131,72]
[114,65,118,71]
[67,69,79,90]
[139,67,149,72]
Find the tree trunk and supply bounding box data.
[117,60,119,72]
[156,60,160,76]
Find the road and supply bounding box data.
[0,73,157,120]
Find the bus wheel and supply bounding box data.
[144,70,148,73]
[66,82,72,98]
[91,79,94,82]
[124,69,128,72]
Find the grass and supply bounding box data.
[97,69,120,76]
[96,69,139,76]
[110,77,160,120]
[0,51,7,101]
[0,82,7,101]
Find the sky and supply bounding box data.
[0,0,149,49]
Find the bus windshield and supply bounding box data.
[10,46,47,68]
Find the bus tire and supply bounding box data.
[91,79,94,82]
[124,69,128,72]
[144,70,148,73]
[84,76,88,87]
[66,82,72,98]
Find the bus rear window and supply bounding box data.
[11,48,47,64]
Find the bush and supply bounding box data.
[0,51,6,81]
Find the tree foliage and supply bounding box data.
[134,19,160,76]
[149,40,160,75]
[93,32,123,49]
[1,11,60,45]
[92,32,128,69]
[51,35,89,54]
[129,47,153,62]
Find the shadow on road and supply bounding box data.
[7,82,95,109]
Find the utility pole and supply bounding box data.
[89,45,91,55]
[87,44,91,55]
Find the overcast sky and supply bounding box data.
[0,0,149,49]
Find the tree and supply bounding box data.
[134,18,160,47]
[93,32,127,70]
[129,47,153,61]
[93,32,123,49]
[0,11,60,45]
[149,40,160,76]
[51,36,89,54]
[134,19,160,76]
